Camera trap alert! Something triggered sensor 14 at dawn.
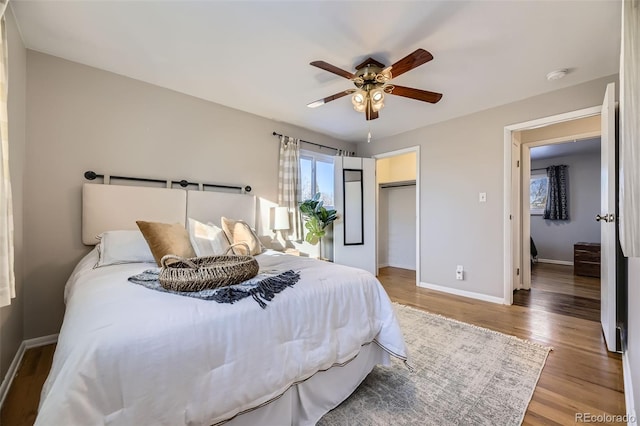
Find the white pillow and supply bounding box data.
[188,218,231,257]
[95,230,155,267]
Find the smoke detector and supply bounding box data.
[546,69,569,81]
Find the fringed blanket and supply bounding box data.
[128,269,300,308]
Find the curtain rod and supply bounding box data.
[531,165,568,172]
[272,132,354,156]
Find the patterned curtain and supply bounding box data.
[0,14,14,307]
[620,0,640,257]
[543,165,569,221]
[278,136,303,241]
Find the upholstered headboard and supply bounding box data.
[186,190,256,229]
[82,183,257,245]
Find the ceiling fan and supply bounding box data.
[307,48,442,121]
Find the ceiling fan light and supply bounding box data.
[372,101,384,112]
[371,89,384,103]
[353,103,366,113]
[352,92,365,104]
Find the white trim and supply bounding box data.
[25,333,59,349]
[373,146,419,159]
[0,334,59,409]
[373,146,420,288]
[387,263,416,271]
[418,281,505,305]
[503,105,603,304]
[623,350,637,426]
[378,262,389,268]
[537,258,574,266]
[0,342,25,409]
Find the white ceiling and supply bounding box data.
[11,1,621,143]
[530,137,601,161]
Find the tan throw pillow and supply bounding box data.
[136,221,196,266]
[220,217,262,256]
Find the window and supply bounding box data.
[530,170,548,215]
[300,150,334,207]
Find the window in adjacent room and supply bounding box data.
[530,170,548,215]
[300,150,334,208]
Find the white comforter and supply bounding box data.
[36,250,407,426]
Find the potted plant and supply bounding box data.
[299,193,337,259]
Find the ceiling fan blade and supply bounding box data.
[365,107,379,121]
[390,49,434,79]
[307,90,355,108]
[310,61,355,79]
[388,85,442,103]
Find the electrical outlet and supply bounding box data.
[456,265,464,280]
[456,265,464,272]
[479,192,487,202]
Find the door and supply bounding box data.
[333,156,376,275]
[599,82,617,352]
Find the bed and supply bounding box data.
[35,183,408,426]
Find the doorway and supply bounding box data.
[504,82,620,352]
[373,147,420,287]
[514,134,602,322]
[503,105,602,304]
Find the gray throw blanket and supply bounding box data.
[128,269,300,308]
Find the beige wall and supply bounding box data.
[1,8,27,378]
[377,152,416,184]
[520,115,600,143]
[359,75,617,299]
[24,51,354,338]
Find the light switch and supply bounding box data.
[479,192,487,202]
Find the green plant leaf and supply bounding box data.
[299,192,338,245]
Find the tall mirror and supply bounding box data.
[343,169,364,245]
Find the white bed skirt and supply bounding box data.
[224,343,390,426]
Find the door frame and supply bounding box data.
[520,133,601,289]
[373,146,420,287]
[503,106,602,304]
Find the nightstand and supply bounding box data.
[574,242,601,277]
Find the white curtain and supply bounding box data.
[0,12,14,308]
[278,136,303,241]
[620,0,640,257]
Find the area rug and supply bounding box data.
[318,303,551,426]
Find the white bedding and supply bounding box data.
[36,250,407,426]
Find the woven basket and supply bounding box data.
[159,244,259,292]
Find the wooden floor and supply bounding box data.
[1,344,55,426]
[513,262,601,322]
[2,267,625,426]
[377,266,624,426]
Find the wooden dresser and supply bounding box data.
[574,242,601,278]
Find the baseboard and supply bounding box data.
[537,258,574,266]
[0,333,58,409]
[378,263,389,268]
[388,264,416,271]
[24,333,58,349]
[0,341,25,409]
[623,351,637,426]
[418,282,505,304]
